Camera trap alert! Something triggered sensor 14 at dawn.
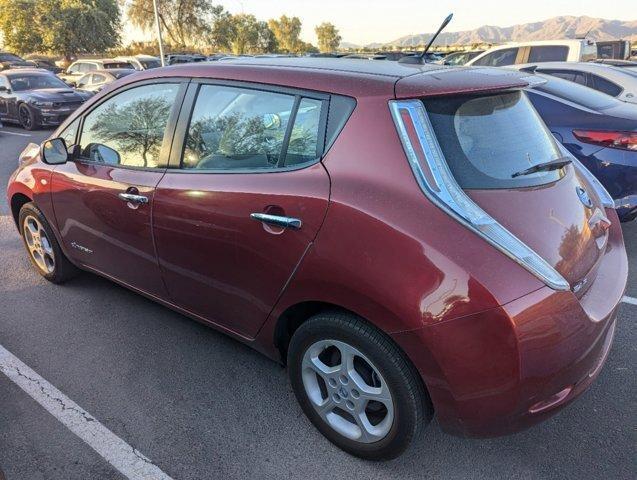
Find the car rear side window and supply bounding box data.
[472,48,518,66]
[528,46,569,62]
[79,83,180,168]
[181,85,323,170]
[423,91,563,189]
[535,75,617,110]
[589,74,623,97]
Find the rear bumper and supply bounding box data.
[392,211,627,438]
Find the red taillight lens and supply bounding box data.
[573,130,637,151]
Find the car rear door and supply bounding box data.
[152,81,331,338]
[50,80,187,296]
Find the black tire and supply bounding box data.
[18,202,78,283]
[18,104,38,130]
[288,311,432,460]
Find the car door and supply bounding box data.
[0,75,10,117]
[50,80,186,296]
[152,82,331,338]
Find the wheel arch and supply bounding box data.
[10,192,33,228]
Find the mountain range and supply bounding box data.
[354,16,637,48]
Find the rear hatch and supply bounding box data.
[392,70,611,294]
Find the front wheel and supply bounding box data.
[18,104,38,130]
[19,202,77,283]
[288,312,432,460]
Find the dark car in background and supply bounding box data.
[0,69,91,130]
[518,71,637,221]
[6,59,626,459]
[25,58,64,74]
[0,52,35,70]
[75,68,136,94]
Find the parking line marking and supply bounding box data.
[1,130,32,137]
[0,344,174,480]
[622,296,637,306]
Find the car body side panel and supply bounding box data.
[255,93,544,357]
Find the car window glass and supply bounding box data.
[540,69,587,85]
[285,98,322,166]
[59,118,81,146]
[77,75,90,87]
[93,74,107,84]
[528,46,569,62]
[590,74,623,97]
[535,75,618,110]
[182,85,299,170]
[79,83,179,168]
[473,48,518,67]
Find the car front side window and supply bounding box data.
[78,83,180,168]
[473,48,519,67]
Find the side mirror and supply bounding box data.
[0,85,9,93]
[41,138,68,165]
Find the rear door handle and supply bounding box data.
[118,193,149,205]
[250,213,302,230]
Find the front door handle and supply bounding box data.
[118,192,149,205]
[250,213,302,230]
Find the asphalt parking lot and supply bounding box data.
[0,126,635,480]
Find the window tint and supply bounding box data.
[472,48,518,66]
[535,74,618,110]
[182,85,321,170]
[423,91,563,189]
[540,69,587,86]
[589,74,623,97]
[528,46,569,62]
[92,73,107,84]
[79,83,179,168]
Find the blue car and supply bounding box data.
[521,72,637,222]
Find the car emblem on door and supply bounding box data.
[576,186,593,209]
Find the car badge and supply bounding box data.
[576,186,593,209]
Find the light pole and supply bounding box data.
[152,0,166,66]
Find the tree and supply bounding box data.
[267,15,302,53]
[127,0,224,49]
[0,0,121,59]
[314,22,341,53]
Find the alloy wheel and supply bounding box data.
[301,339,395,443]
[19,105,33,129]
[23,215,55,273]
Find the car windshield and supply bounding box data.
[104,62,134,69]
[534,74,618,110]
[8,74,68,91]
[423,91,564,189]
[140,60,161,69]
[0,53,23,62]
[112,70,134,79]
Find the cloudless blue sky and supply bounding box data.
[125,0,635,45]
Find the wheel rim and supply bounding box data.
[23,215,55,273]
[301,339,395,444]
[19,106,32,128]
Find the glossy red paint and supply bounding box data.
[6,59,627,439]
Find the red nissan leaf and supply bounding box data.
[7,58,627,460]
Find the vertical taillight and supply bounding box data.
[389,99,570,292]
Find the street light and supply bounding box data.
[152,0,166,66]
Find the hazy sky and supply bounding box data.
[125,0,635,46]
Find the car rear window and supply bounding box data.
[104,62,133,69]
[423,91,564,189]
[534,74,618,110]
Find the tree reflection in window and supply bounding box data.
[182,85,322,170]
[80,84,179,168]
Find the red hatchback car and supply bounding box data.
[7,59,627,460]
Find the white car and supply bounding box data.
[467,39,597,67]
[113,55,162,70]
[515,61,637,104]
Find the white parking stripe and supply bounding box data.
[1,130,32,137]
[0,344,174,480]
[622,296,637,306]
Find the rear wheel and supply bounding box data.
[288,312,432,460]
[19,203,77,283]
[18,104,38,130]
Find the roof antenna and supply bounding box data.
[399,13,453,64]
